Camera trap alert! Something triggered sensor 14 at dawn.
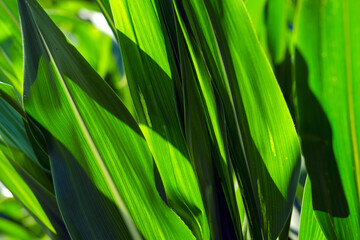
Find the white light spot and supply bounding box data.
[0,182,13,198]
[78,9,115,39]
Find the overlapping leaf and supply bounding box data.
[294,0,360,238]
[104,1,210,238]
[179,25,240,239]
[172,1,301,239]
[19,0,197,239]
[0,84,67,239]
[298,179,326,240]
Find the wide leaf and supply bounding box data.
[19,0,196,239]
[294,0,360,238]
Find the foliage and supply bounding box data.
[0,0,359,239]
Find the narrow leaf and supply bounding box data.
[298,178,326,240]
[108,1,210,238]
[172,1,301,238]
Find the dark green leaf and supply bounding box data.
[19,0,196,239]
[294,0,360,238]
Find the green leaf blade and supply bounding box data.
[108,1,210,238]
[173,0,301,238]
[298,179,326,240]
[294,0,360,238]
[19,0,196,239]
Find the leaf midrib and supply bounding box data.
[32,16,141,240]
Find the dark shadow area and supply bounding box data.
[4,150,70,240]
[0,99,67,238]
[168,7,255,237]
[21,0,237,238]
[2,125,64,239]
[47,133,136,240]
[19,0,142,138]
[169,11,260,238]
[174,1,263,238]
[182,2,302,238]
[180,29,239,239]
[116,31,210,238]
[115,31,190,160]
[278,207,292,240]
[60,44,143,137]
[225,101,299,240]
[24,116,51,172]
[19,2,318,239]
[153,159,168,205]
[273,50,296,119]
[295,49,349,217]
[21,2,203,236]
[155,0,188,138]
[212,159,239,240]
[0,97,50,175]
